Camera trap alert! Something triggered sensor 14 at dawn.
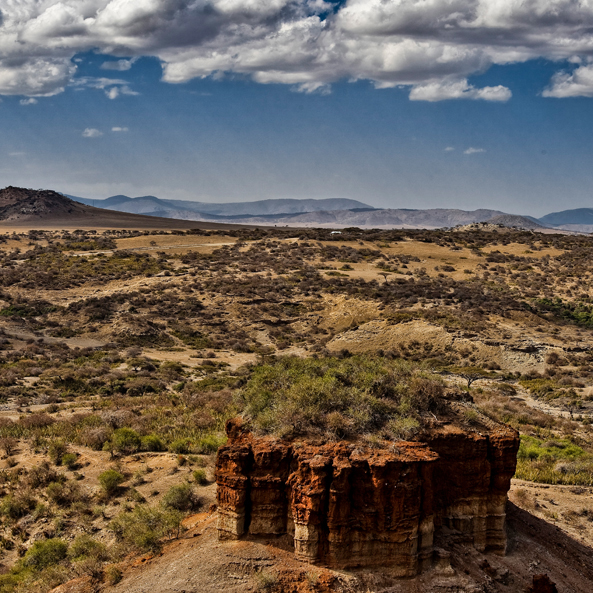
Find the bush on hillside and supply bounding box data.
[99,469,125,497]
[238,355,443,440]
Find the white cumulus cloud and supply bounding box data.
[19,98,38,105]
[71,77,139,99]
[3,1,593,101]
[111,126,129,132]
[409,80,511,102]
[543,62,593,98]
[82,128,103,138]
[464,147,486,154]
[101,58,137,71]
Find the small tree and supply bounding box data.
[448,366,493,389]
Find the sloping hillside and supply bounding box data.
[0,187,249,230]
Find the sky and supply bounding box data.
[1,1,593,216]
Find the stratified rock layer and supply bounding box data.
[216,418,519,574]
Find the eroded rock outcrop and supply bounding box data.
[216,416,519,575]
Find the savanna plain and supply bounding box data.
[0,224,592,592]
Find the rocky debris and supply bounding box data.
[455,222,510,232]
[526,574,558,593]
[216,417,519,575]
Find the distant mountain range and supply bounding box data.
[68,195,372,220]
[538,208,593,232]
[66,193,567,230]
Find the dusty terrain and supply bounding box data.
[57,501,593,593]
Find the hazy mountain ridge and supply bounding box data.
[539,208,593,226]
[14,188,588,231]
[69,195,373,217]
[68,193,515,228]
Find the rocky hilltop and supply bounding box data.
[0,186,89,221]
[216,410,519,576]
[0,186,243,229]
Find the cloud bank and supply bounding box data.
[3,0,593,100]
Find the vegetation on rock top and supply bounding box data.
[239,355,444,441]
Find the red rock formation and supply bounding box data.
[216,417,519,574]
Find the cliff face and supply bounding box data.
[216,418,519,575]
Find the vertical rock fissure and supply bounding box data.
[318,456,333,564]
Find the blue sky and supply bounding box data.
[2,1,593,216]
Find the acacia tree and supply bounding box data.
[448,366,494,389]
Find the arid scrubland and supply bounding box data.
[0,225,592,591]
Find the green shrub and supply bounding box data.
[109,505,184,552]
[519,378,558,399]
[61,453,78,470]
[192,469,208,485]
[0,492,36,520]
[99,469,125,496]
[105,565,123,585]
[515,435,593,485]
[46,481,82,507]
[110,428,141,455]
[141,434,166,452]
[254,569,278,591]
[68,534,109,562]
[129,488,146,503]
[196,433,226,454]
[48,439,68,465]
[21,538,68,570]
[169,438,192,454]
[518,435,585,462]
[385,416,420,439]
[161,483,200,512]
